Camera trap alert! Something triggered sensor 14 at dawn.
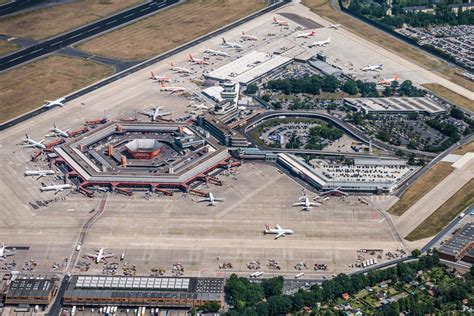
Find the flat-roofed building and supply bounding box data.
[205,51,292,85]
[344,97,447,115]
[438,223,474,263]
[63,276,224,308]
[5,277,56,305]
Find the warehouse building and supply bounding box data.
[205,51,292,85]
[438,223,474,263]
[344,97,447,115]
[63,276,224,308]
[5,276,56,305]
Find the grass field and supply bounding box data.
[0,40,18,56]
[78,0,267,60]
[0,56,113,123]
[453,141,474,155]
[405,179,474,241]
[301,0,473,92]
[0,0,142,40]
[388,162,454,216]
[422,83,474,112]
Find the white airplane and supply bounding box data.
[361,63,383,71]
[49,124,69,138]
[204,48,230,57]
[0,242,16,261]
[23,134,46,149]
[40,183,72,193]
[188,54,209,65]
[309,37,331,47]
[378,74,399,85]
[273,16,288,26]
[264,224,293,239]
[189,101,210,110]
[140,107,171,121]
[170,62,193,74]
[198,192,224,206]
[159,82,186,94]
[296,31,316,38]
[25,168,55,178]
[86,248,115,264]
[328,24,341,29]
[293,196,321,211]
[150,71,171,82]
[43,97,65,108]
[222,37,242,49]
[241,31,258,41]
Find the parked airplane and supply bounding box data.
[86,248,115,264]
[204,48,230,57]
[293,196,321,211]
[150,71,171,82]
[139,107,171,121]
[40,183,72,193]
[328,23,341,29]
[198,192,224,206]
[188,54,209,65]
[222,37,242,49]
[296,31,316,38]
[159,82,186,94]
[43,97,65,108]
[170,62,193,74]
[25,168,55,178]
[23,134,46,149]
[189,101,210,110]
[361,63,383,71]
[49,124,69,138]
[378,74,399,85]
[264,224,293,239]
[309,37,331,47]
[273,16,288,26]
[0,243,15,261]
[241,31,258,41]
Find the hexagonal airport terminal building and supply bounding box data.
[52,121,232,195]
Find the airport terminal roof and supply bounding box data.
[205,51,292,84]
[308,60,343,76]
[438,223,474,259]
[344,97,447,115]
[6,277,55,303]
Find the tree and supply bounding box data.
[261,94,271,102]
[450,107,464,120]
[261,277,284,298]
[199,301,220,313]
[267,295,293,316]
[225,274,264,309]
[342,79,359,95]
[246,84,258,94]
[411,249,421,257]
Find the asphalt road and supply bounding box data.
[242,110,437,158]
[0,0,178,71]
[0,0,39,16]
[47,273,70,316]
[395,134,474,197]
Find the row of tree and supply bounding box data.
[224,254,474,315]
[349,0,474,28]
[265,75,425,99]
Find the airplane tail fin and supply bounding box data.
[170,62,175,67]
[328,37,331,41]
[394,74,399,80]
[189,53,193,60]
[222,37,226,44]
[242,31,245,35]
[379,64,383,68]
[311,31,316,36]
[25,133,29,140]
[150,71,155,79]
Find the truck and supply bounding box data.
[295,272,305,279]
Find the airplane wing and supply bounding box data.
[275,232,285,239]
[139,111,153,117]
[292,202,303,206]
[102,253,115,259]
[85,253,96,258]
[214,198,225,202]
[197,198,208,203]
[276,224,282,230]
[158,111,171,116]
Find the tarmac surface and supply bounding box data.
[0,0,471,279]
